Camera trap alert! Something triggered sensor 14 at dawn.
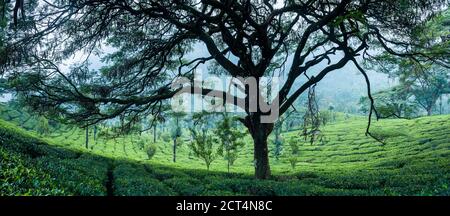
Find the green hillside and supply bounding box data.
[1,112,449,195]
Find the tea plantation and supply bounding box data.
[1,105,449,195]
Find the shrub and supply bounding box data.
[288,156,299,170]
[136,138,145,150]
[274,180,307,196]
[201,190,236,196]
[36,116,50,135]
[189,130,217,170]
[148,167,189,180]
[287,137,300,169]
[161,132,171,143]
[113,163,175,196]
[163,177,204,195]
[206,178,276,196]
[0,146,68,195]
[36,156,109,195]
[146,144,157,159]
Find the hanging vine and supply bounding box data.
[301,82,327,145]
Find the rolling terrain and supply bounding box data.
[1,104,449,195]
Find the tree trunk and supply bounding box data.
[153,125,157,143]
[173,138,177,162]
[274,127,281,160]
[427,107,433,116]
[244,115,273,179]
[85,127,89,149]
[227,150,230,173]
[252,130,271,179]
[93,125,97,141]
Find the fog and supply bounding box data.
[0,42,393,112]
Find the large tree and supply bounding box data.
[1,0,449,179]
[359,85,418,118]
[410,64,450,115]
[366,53,450,117]
[364,8,450,116]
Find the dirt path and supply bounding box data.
[106,163,115,196]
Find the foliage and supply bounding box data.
[363,10,450,116]
[272,108,300,160]
[0,119,108,195]
[359,86,418,118]
[113,163,175,196]
[0,78,7,94]
[161,132,171,143]
[170,121,183,140]
[189,129,217,170]
[287,137,300,170]
[319,110,334,126]
[300,86,328,145]
[273,129,284,160]
[163,177,204,196]
[1,0,448,179]
[136,138,145,150]
[37,116,50,135]
[215,115,246,172]
[1,105,450,196]
[146,144,157,160]
[0,146,66,195]
[410,66,450,115]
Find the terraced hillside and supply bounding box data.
[1,112,449,195]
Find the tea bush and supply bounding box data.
[113,163,175,196]
[1,113,449,196]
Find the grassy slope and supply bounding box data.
[1,110,449,195]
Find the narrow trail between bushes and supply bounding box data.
[106,163,115,196]
[143,164,153,175]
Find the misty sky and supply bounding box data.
[1,42,392,110]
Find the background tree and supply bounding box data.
[93,124,98,142]
[359,85,418,118]
[36,115,49,136]
[1,0,448,179]
[410,65,450,116]
[84,126,89,149]
[0,0,8,64]
[0,77,6,95]
[170,111,185,163]
[365,9,450,117]
[273,106,299,160]
[328,104,336,121]
[126,121,143,149]
[273,122,283,161]
[365,57,450,117]
[149,113,166,143]
[215,114,246,173]
[189,129,217,171]
[287,137,300,170]
[146,143,157,160]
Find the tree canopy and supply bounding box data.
[1,0,449,179]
